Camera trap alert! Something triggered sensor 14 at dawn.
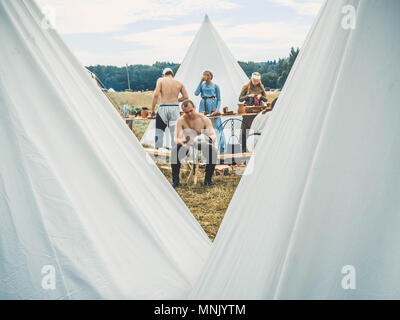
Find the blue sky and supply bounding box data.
[36,0,324,66]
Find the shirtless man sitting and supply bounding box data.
[151,68,188,149]
[171,100,218,188]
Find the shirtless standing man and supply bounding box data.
[171,100,218,188]
[151,68,188,149]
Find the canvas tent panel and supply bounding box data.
[175,15,249,111]
[191,0,400,299]
[0,0,210,299]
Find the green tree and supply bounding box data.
[86,47,299,92]
[261,72,277,89]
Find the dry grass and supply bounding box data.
[266,91,280,103]
[158,165,242,241]
[105,91,153,110]
[131,119,150,141]
[105,90,280,110]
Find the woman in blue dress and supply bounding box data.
[194,71,226,153]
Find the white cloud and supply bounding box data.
[113,20,310,65]
[268,0,324,16]
[34,0,320,65]
[221,21,310,48]
[73,50,137,66]
[116,23,200,47]
[76,48,182,67]
[35,0,240,34]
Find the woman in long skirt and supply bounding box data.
[195,70,226,153]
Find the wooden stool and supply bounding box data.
[186,161,200,185]
[185,145,202,185]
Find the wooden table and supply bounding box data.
[122,113,258,132]
[123,112,265,153]
[123,113,260,121]
[144,148,252,165]
[206,112,259,119]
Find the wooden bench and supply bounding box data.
[145,148,251,161]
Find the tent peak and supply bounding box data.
[203,14,210,22]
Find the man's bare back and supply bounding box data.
[158,77,187,104]
[151,75,188,115]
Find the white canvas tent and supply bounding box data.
[191,0,400,299]
[86,68,105,90]
[175,14,249,111]
[0,0,210,299]
[141,15,249,149]
[246,111,273,152]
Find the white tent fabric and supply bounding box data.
[251,111,273,135]
[141,120,173,149]
[141,15,249,149]
[0,0,210,299]
[175,15,249,111]
[86,68,103,90]
[191,0,400,299]
[86,69,97,85]
[108,88,116,93]
[247,111,273,152]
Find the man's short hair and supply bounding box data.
[162,67,174,77]
[182,99,195,109]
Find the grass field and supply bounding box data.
[105,90,278,240]
[158,166,241,241]
[105,91,154,111]
[106,90,280,110]
[131,119,150,141]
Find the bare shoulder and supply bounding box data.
[176,116,184,125]
[156,77,164,87]
[199,114,212,126]
[177,116,188,129]
[175,79,184,87]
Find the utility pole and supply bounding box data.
[126,63,131,91]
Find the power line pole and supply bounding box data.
[126,63,131,91]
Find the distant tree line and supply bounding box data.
[239,47,300,89]
[87,47,299,92]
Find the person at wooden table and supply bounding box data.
[171,100,218,188]
[238,72,268,152]
[151,67,188,149]
[194,70,226,154]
